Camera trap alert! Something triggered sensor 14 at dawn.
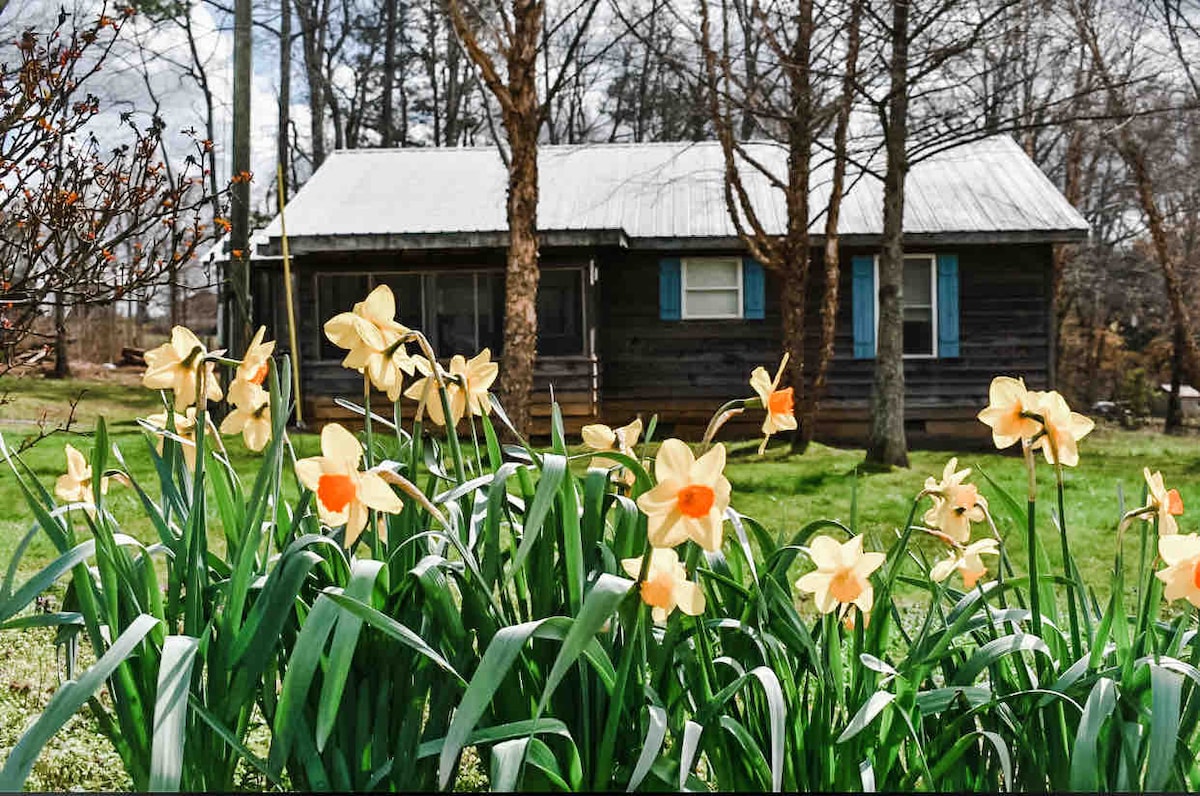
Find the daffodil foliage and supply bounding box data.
[4,300,1200,792]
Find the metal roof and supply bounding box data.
[261,135,1089,253]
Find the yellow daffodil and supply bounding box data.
[1028,390,1093,467]
[228,325,275,408]
[636,439,731,551]
[922,457,988,544]
[1155,533,1200,608]
[929,538,999,590]
[220,399,271,452]
[294,423,403,547]
[142,326,223,411]
[145,409,198,471]
[620,547,706,624]
[795,534,886,615]
[1142,468,1185,535]
[749,355,797,454]
[581,417,643,484]
[404,350,499,426]
[323,284,416,401]
[977,376,1042,450]
[55,443,109,503]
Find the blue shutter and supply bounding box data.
[852,255,875,359]
[659,258,681,320]
[937,253,960,357]
[742,258,765,319]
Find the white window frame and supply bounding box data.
[681,257,743,320]
[873,253,938,359]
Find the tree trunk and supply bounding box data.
[784,0,814,454]
[1051,112,1084,388]
[278,0,291,201]
[52,295,70,379]
[805,0,862,450]
[297,0,328,168]
[228,0,254,356]
[497,0,543,437]
[1166,323,1185,434]
[865,0,910,468]
[382,0,397,147]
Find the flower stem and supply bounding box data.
[1055,463,1084,658]
[1023,441,1042,636]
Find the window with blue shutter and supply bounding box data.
[852,255,875,359]
[742,258,765,319]
[936,253,960,357]
[659,258,681,320]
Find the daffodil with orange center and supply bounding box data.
[795,534,886,615]
[977,376,1043,450]
[620,547,706,624]
[55,444,110,503]
[929,538,999,590]
[1028,390,1093,467]
[228,325,276,408]
[145,409,199,471]
[922,457,988,544]
[1142,468,1185,535]
[749,355,797,454]
[636,439,731,551]
[404,350,499,426]
[142,326,223,411]
[1155,533,1200,608]
[294,423,403,547]
[581,417,643,485]
[323,285,416,401]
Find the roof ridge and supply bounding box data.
[328,139,737,156]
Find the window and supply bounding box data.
[316,268,586,360]
[682,258,742,319]
[872,254,937,357]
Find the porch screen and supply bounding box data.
[316,269,584,360]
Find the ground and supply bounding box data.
[0,369,1197,789]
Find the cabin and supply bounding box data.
[252,135,1089,445]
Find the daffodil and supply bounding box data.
[294,423,404,547]
[922,457,988,544]
[1142,468,1185,535]
[582,417,643,484]
[749,355,796,454]
[220,399,272,452]
[228,326,275,408]
[55,443,109,503]
[929,538,999,590]
[142,326,223,411]
[1155,533,1200,608]
[620,547,706,624]
[404,350,498,426]
[636,439,731,551]
[977,376,1042,450]
[1028,390,1093,467]
[795,534,886,615]
[145,409,198,471]
[323,284,416,401]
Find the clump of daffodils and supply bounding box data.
[324,284,416,401]
[796,534,886,616]
[142,326,223,411]
[921,457,999,591]
[581,417,643,485]
[220,326,276,452]
[405,349,498,426]
[977,376,1094,466]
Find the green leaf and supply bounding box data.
[627,704,667,793]
[149,635,200,792]
[838,691,896,743]
[1070,676,1118,791]
[678,720,704,790]
[324,592,461,682]
[0,613,158,790]
[416,718,571,759]
[268,594,340,777]
[1146,663,1184,790]
[952,634,1054,686]
[505,454,567,582]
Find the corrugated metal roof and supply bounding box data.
[261,135,1088,248]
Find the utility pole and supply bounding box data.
[227,0,253,355]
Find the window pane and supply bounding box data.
[685,260,739,289]
[903,306,933,355]
[537,269,583,356]
[318,274,370,359]
[685,289,739,317]
[478,272,504,355]
[433,274,477,354]
[903,258,932,306]
[375,274,424,330]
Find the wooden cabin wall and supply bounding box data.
[596,243,1052,443]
